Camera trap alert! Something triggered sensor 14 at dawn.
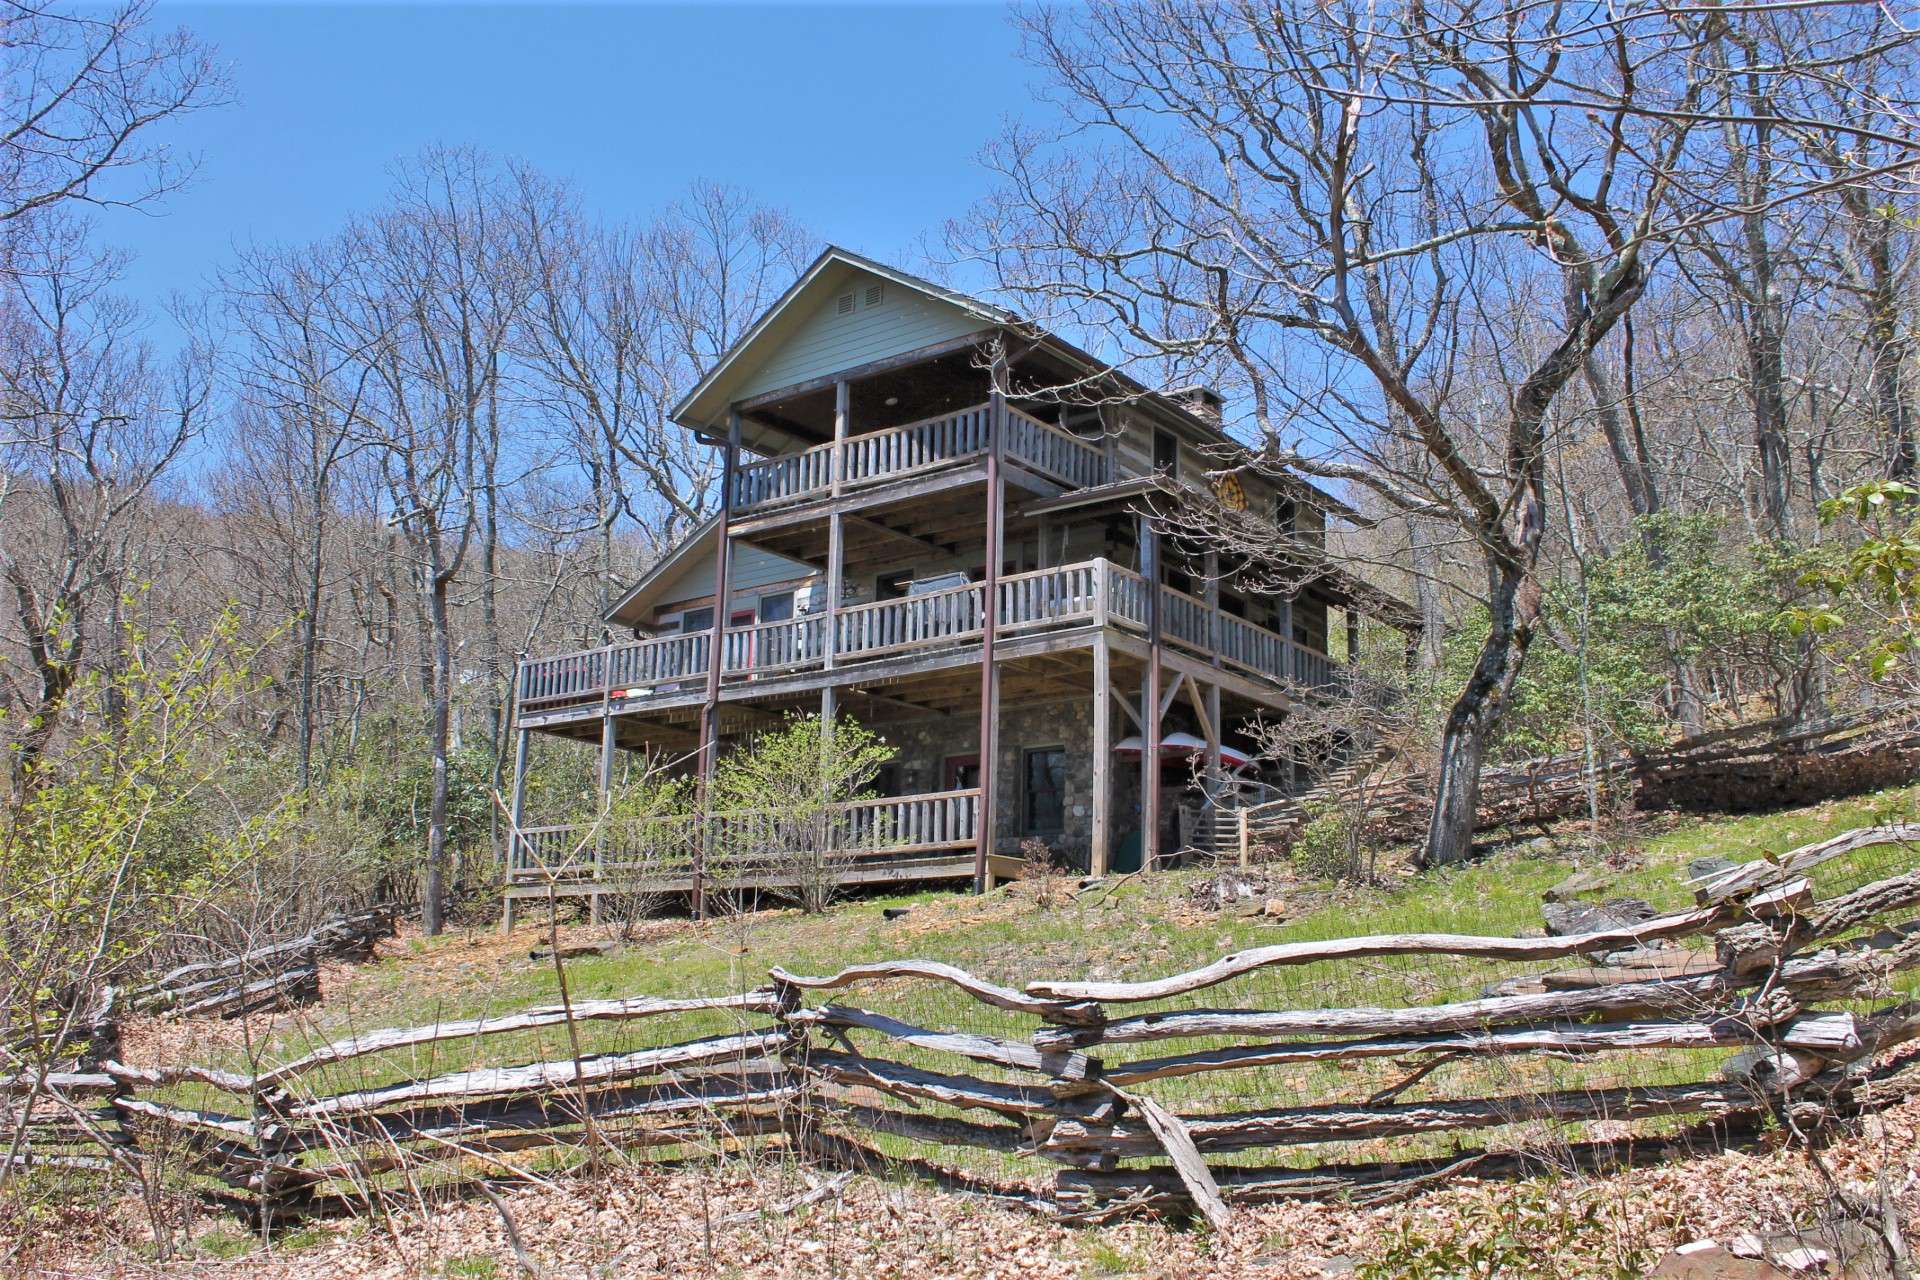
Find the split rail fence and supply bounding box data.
[9,830,1920,1225]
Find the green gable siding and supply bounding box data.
[654,543,816,613]
[734,268,988,400]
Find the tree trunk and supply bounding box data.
[1859,212,1917,480]
[1408,518,1446,671]
[1422,563,1538,867]
[424,571,455,937]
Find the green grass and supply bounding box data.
[274,1226,332,1251]
[443,1256,501,1279]
[190,1228,256,1260]
[234,780,1920,1062]
[177,781,1920,1194]
[1082,1236,1156,1275]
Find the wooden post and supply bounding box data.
[1238,807,1251,868]
[695,410,740,921]
[1346,608,1361,663]
[826,380,847,674]
[975,352,1007,894]
[1091,631,1111,878]
[1276,594,1295,681]
[1140,514,1163,871]
[592,712,615,926]
[1201,550,1223,850]
[501,725,530,935]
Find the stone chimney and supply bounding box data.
[1170,384,1223,424]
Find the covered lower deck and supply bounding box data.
[502,622,1301,920]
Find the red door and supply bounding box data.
[944,754,980,792]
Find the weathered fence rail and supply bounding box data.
[9,832,1920,1225]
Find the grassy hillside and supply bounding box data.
[307,780,1920,1038]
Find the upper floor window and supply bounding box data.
[1153,429,1179,477]
[1274,492,1298,534]
[679,606,714,635]
[759,591,794,623]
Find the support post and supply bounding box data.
[826,380,847,674]
[1346,608,1361,664]
[593,712,614,926]
[1091,632,1111,878]
[1276,594,1295,681]
[694,410,740,921]
[975,351,1008,894]
[1201,550,1224,853]
[1140,513,1163,871]
[501,724,530,935]
[1204,682,1223,858]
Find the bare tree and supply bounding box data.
[0,0,226,226]
[329,148,528,935]
[0,212,209,785]
[954,0,1918,866]
[220,238,382,791]
[513,174,814,614]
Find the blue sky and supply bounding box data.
[108,2,1037,313]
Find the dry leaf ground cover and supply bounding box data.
[9,784,1920,1277]
[8,1093,1919,1278]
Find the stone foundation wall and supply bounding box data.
[875,695,1098,867]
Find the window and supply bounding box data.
[1274,492,1298,533]
[1153,429,1179,477]
[1023,747,1068,837]
[679,606,714,634]
[759,591,794,623]
[875,571,912,601]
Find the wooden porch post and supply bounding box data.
[501,723,530,935]
[695,410,740,921]
[826,379,848,676]
[592,713,615,925]
[1140,513,1163,870]
[1091,631,1111,878]
[1201,550,1224,834]
[1346,608,1361,663]
[974,351,1007,894]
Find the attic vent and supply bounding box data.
[836,292,856,316]
[865,283,885,307]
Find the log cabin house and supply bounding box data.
[502,248,1416,923]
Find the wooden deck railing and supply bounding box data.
[518,559,1343,713]
[1101,565,1342,692]
[1004,408,1105,489]
[727,402,1105,515]
[507,788,982,883]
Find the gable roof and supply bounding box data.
[666,245,1355,522]
[601,519,723,628]
[670,246,1010,441]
